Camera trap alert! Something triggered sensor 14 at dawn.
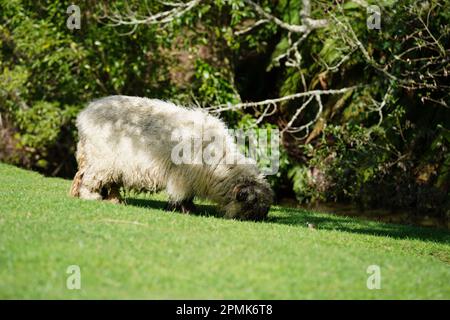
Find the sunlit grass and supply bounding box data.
[0,163,449,299]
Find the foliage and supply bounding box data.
[277,0,450,218]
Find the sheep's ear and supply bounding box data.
[233,184,248,201]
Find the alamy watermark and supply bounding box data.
[366,265,381,289]
[67,4,81,30]
[170,126,280,175]
[367,5,381,30]
[66,265,81,290]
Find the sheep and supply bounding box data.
[70,95,273,221]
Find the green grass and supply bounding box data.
[0,163,449,299]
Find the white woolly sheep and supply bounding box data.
[70,95,273,221]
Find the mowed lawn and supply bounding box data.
[0,163,449,299]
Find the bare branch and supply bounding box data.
[285,94,324,137]
[209,86,358,113]
[273,31,310,66]
[244,0,328,34]
[235,19,269,36]
[281,95,315,134]
[253,102,277,126]
[102,0,201,29]
[369,84,393,126]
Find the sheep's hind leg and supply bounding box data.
[78,170,103,201]
[105,184,123,204]
[165,197,196,214]
[69,170,84,197]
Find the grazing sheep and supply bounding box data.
[70,95,273,221]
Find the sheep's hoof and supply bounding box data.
[165,199,196,214]
[103,185,122,204]
[106,196,122,204]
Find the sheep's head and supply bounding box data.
[224,178,273,221]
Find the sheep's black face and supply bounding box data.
[225,180,273,221]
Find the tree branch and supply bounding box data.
[101,0,201,28]
[244,0,328,34]
[209,86,358,113]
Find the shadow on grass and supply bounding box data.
[126,197,222,218]
[269,206,450,244]
[126,197,450,244]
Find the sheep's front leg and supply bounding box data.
[165,198,196,214]
[165,173,196,213]
[105,184,123,204]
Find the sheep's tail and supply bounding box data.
[69,141,86,198]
